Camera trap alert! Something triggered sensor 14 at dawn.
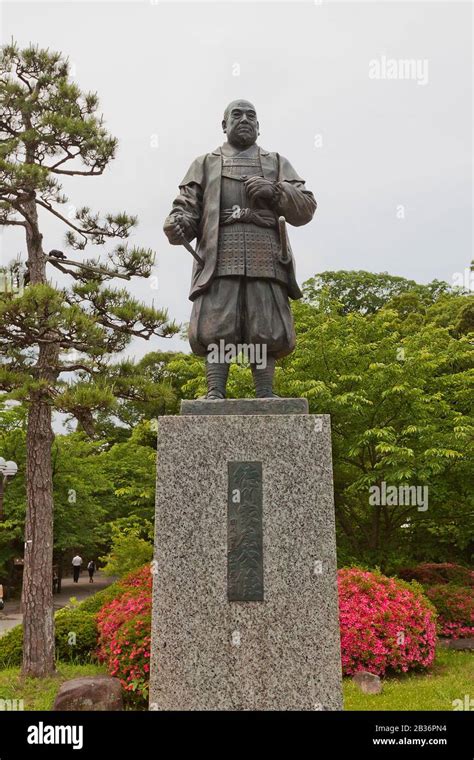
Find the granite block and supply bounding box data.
[181,397,309,415]
[150,413,343,710]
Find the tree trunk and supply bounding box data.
[371,502,382,558]
[21,386,56,676]
[21,196,58,676]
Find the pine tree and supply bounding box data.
[0,42,177,676]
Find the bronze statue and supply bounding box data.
[164,100,316,399]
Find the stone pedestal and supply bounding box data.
[150,402,343,710]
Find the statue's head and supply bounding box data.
[222,100,259,149]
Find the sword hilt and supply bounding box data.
[175,214,203,265]
[278,216,291,264]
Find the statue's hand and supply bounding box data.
[164,214,191,245]
[244,176,278,206]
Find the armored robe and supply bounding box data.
[164,143,316,358]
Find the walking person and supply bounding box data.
[72,553,82,583]
[87,560,96,584]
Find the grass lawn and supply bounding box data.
[0,662,107,711]
[0,648,471,711]
[344,648,473,710]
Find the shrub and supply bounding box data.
[119,564,153,592]
[0,608,98,667]
[79,581,126,614]
[0,571,154,673]
[425,584,474,639]
[338,568,437,676]
[0,624,23,667]
[398,563,474,588]
[54,608,98,662]
[96,588,151,706]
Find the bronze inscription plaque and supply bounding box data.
[227,461,263,601]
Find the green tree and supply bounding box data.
[0,406,160,583]
[99,515,154,577]
[98,421,157,522]
[50,433,111,562]
[0,407,109,585]
[303,270,453,315]
[88,353,181,433]
[0,43,177,676]
[132,273,473,570]
[274,288,473,569]
[0,404,27,581]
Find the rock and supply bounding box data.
[352,671,383,694]
[53,676,123,711]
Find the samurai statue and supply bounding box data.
[163,100,316,399]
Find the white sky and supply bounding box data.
[1,0,472,358]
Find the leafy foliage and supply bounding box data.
[54,607,98,661]
[277,287,473,569]
[0,407,159,579]
[0,624,23,667]
[0,606,98,667]
[303,271,455,315]
[99,517,154,577]
[398,563,474,587]
[78,580,126,614]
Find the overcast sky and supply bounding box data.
[1,0,472,358]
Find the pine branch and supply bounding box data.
[46,256,131,281]
[55,363,93,373]
[35,199,88,244]
[0,218,25,226]
[47,167,104,177]
[47,148,81,171]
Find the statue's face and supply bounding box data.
[223,101,259,149]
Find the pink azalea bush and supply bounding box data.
[338,568,437,676]
[425,584,474,639]
[96,566,152,704]
[120,564,154,590]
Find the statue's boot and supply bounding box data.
[251,357,279,398]
[205,358,229,399]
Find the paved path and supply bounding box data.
[0,572,117,636]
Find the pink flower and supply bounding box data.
[338,568,437,676]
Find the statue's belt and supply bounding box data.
[219,208,277,228]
